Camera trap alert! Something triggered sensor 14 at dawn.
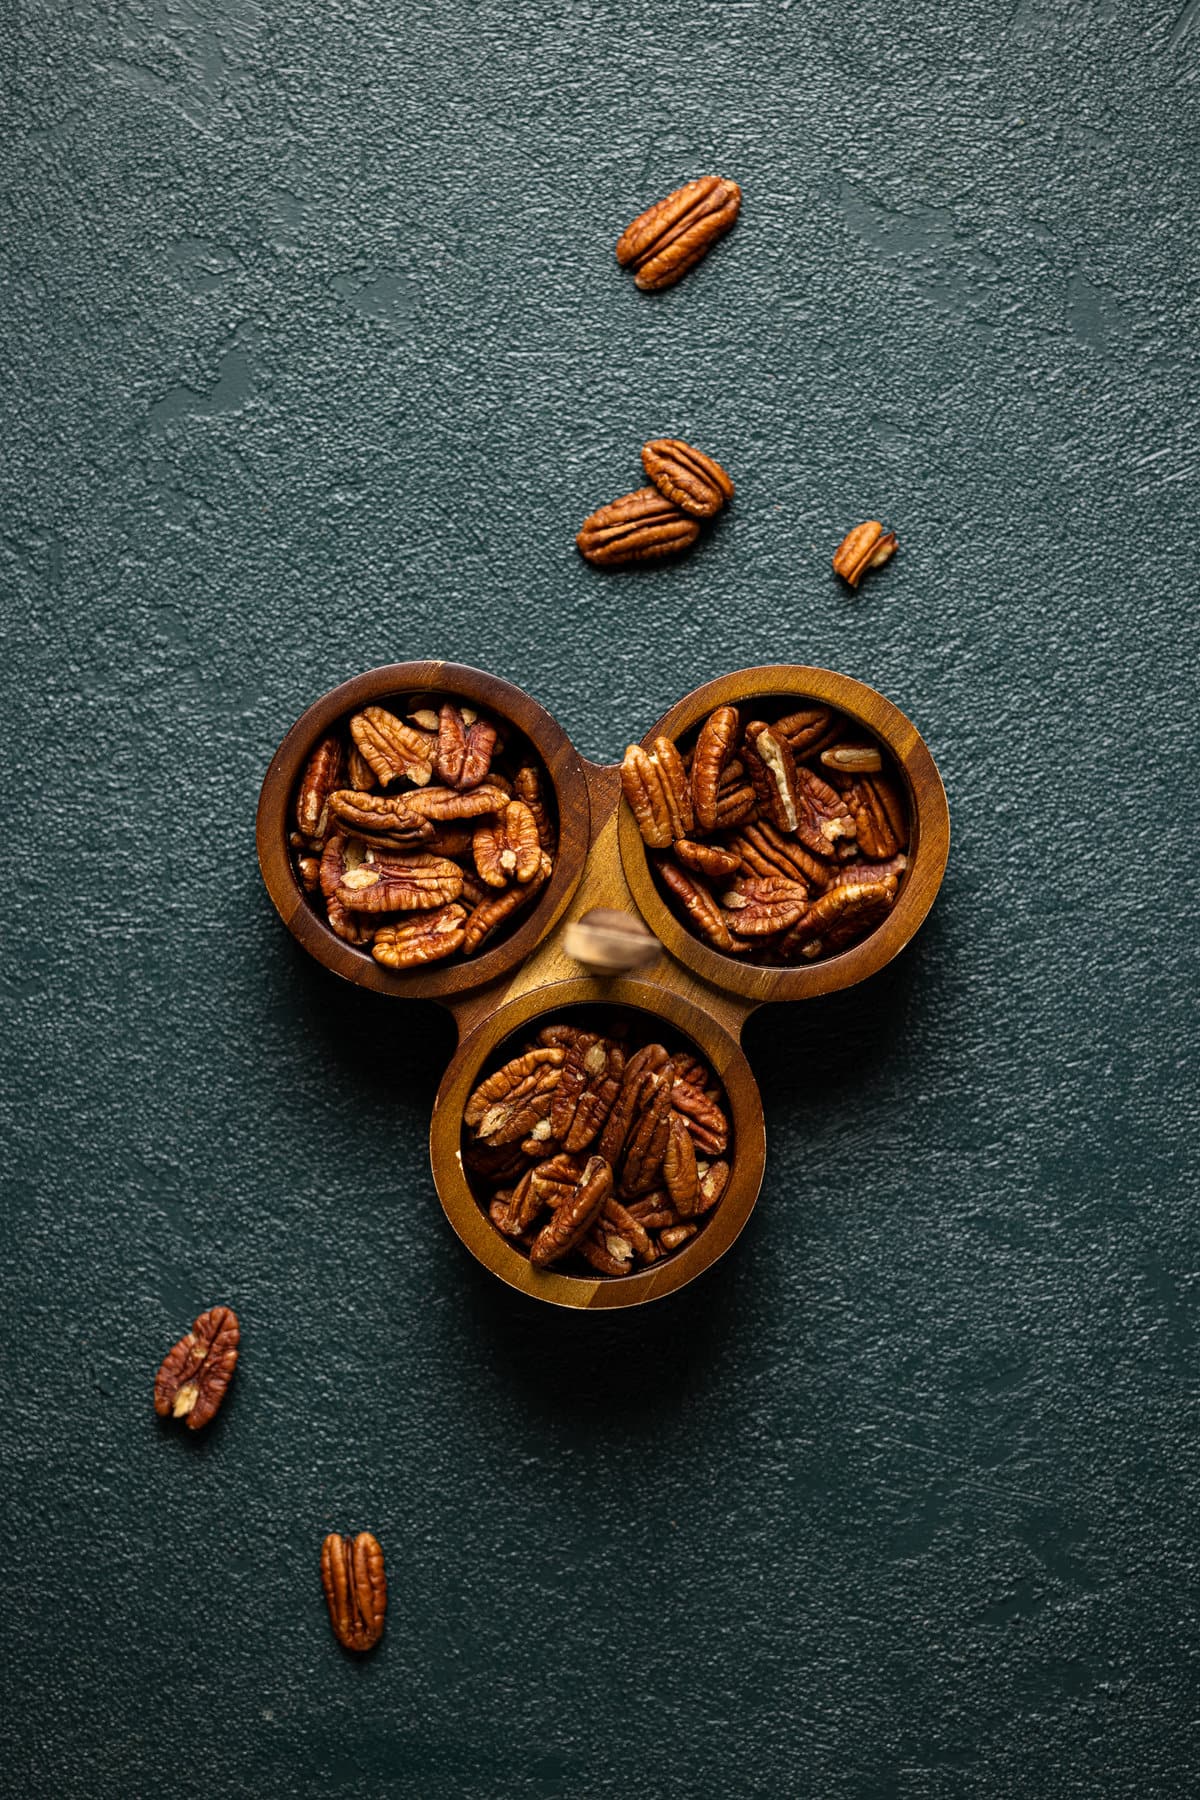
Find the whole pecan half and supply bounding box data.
[642,440,735,519]
[336,852,464,914]
[659,859,740,952]
[295,736,344,840]
[530,1155,613,1268]
[461,850,550,954]
[577,487,700,567]
[321,1532,387,1653]
[727,820,826,889]
[832,520,897,588]
[550,1035,626,1152]
[780,878,897,959]
[615,176,742,291]
[690,704,741,830]
[662,1112,700,1217]
[620,740,694,848]
[719,874,809,935]
[319,835,377,945]
[513,764,556,853]
[674,839,742,882]
[349,708,435,787]
[472,800,542,889]
[371,903,467,968]
[328,790,435,847]
[154,1305,240,1431]
[619,1067,676,1198]
[671,1081,729,1156]
[743,722,804,837]
[596,1043,671,1165]
[436,702,498,791]
[833,773,907,859]
[820,743,883,774]
[401,784,509,823]
[466,1047,565,1133]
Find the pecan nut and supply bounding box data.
[779,878,897,959]
[659,859,740,952]
[832,520,897,588]
[550,1036,626,1152]
[401,784,509,822]
[615,176,742,291]
[577,487,701,567]
[319,835,377,945]
[743,722,804,837]
[327,790,435,847]
[295,736,344,840]
[466,1048,565,1135]
[690,705,741,831]
[833,773,907,859]
[462,850,550,954]
[530,1155,613,1268]
[642,440,734,519]
[620,740,694,848]
[674,839,742,882]
[336,852,464,914]
[718,874,809,935]
[472,800,542,889]
[371,903,467,968]
[321,1532,387,1653]
[154,1305,240,1431]
[436,702,498,791]
[349,708,435,787]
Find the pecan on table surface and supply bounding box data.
[579,439,734,570]
[832,520,897,589]
[154,1305,240,1431]
[622,699,911,966]
[288,696,557,970]
[616,176,742,291]
[463,1015,732,1277]
[321,1532,387,1653]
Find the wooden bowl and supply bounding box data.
[431,978,766,1310]
[256,662,590,999]
[618,664,950,1002]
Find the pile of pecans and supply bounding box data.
[622,700,909,965]
[289,697,557,970]
[463,1016,731,1277]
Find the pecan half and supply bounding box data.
[577,487,701,567]
[295,736,343,839]
[461,850,550,954]
[826,854,907,891]
[743,722,803,836]
[336,852,464,914]
[465,1048,565,1129]
[663,1112,700,1217]
[472,800,542,889]
[642,440,734,519]
[620,741,693,848]
[719,874,809,934]
[696,1159,730,1216]
[674,839,742,882]
[659,860,739,951]
[371,903,467,968]
[619,1067,676,1198]
[793,765,858,857]
[671,1081,729,1156]
[834,773,907,859]
[328,790,435,847]
[513,764,556,852]
[597,1044,671,1164]
[690,705,740,830]
[401,784,509,823]
[779,879,897,959]
[727,820,825,889]
[773,707,841,757]
[346,742,377,792]
[349,707,435,787]
[820,743,883,774]
[319,834,377,945]
[530,1155,613,1268]
[154,1305,240,1431]
[832,520,897,588]
[550,1036,626,1152]
[615,176,742,291]
[320,1532,387,1653]
[436,702,498,791]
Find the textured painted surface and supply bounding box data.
[2,1,1198,1794]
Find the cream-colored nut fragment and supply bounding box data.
[820,744,883,773]
[563,909,661,975]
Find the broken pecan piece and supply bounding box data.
[834,773,907,859]
[349,707,435,787]
[642,440,734,519]
[154,1305,240,1431]
[530,1155,613,1268]
[832,520,897,588]
[371,904,467,968]
[616,176,742,291]
[321,1532,387,1653]
[577,487,701,567]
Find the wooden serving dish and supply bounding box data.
[257,661,950,1311]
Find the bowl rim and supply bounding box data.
[619,663,950,1002]
[256,661,590,1000]
[430,979,766,1310]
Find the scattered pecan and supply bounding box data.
[832,520,897,588]
[472,801,542,889]
[577,487,701,567]
[295,736,343,840]
[371,904,468,968]
[616,176,742,291]
[320,1532,387,1653]
[350,707,435,787]
[154,1305,240,1431]
[642,440,734,519]
[463,1021,731,1275]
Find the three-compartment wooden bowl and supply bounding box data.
[257,661,950,1309]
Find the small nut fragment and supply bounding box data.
[616,176,742,292]
[577,487,701,568]
[320,1532,387,1653]
[153,1305,240,1431]
[563,909,660,975]
[832,521,897,589]
[642,440,734,519]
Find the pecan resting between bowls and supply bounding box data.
[622,700,911,966]
[289,697,557,970]
[463,1020,731,1276]
[153,1305,240,1431]
[321,1532,387,1653]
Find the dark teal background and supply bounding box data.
[3,2,1198,1795]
